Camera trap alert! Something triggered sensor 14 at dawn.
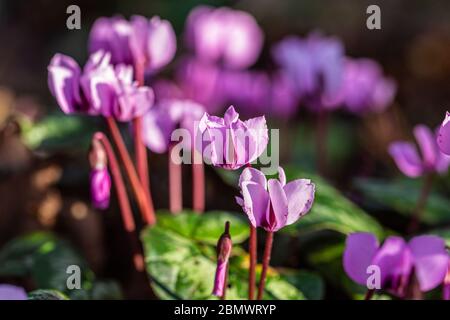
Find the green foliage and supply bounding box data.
[28,289,69,300]
[283,169,384,237]
[0,232,121,300]
[19,114,96,150]
[355,178,450,225]
[141,211,324,300]
[156,210,249,245]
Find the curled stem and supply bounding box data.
[106,116,156,225]
[257,231,274,300]
[93,132,144,271]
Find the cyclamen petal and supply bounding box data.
[388,142,424,177]
[437,112,450,155]
[186,6,263,69]
[89,15,176,73]
[414,125,438,168]
[237,167,315,232]
[145,16,177,71]
[343,233,449,296]
[267,179,289,231]
[408,235,448,292]
[343,233,379,285]
[198,106,268,170]
[49,50,155,121]
[273,33,345,110]
[241,181,270,228]
[284,179,315,225]
[389,124,450,177]
[47,54,83,114]
[0,285,27,300]
[371,236,413,295]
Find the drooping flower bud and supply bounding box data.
[89,138,111,209]
[212,221,232,298]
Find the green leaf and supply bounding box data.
[283,169,384,238]
[141,212,314,300]
[354,178,450,225]
[156,210,249,245]
[280,270,325,300]
[90,280,123,300]
[0,232,121,300]
[19,114,96,150]
[28,289,69,300]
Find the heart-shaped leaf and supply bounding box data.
[141,211,322,300]
[283,169,384,237]
[354,178,450,225]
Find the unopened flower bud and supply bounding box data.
[212,221,232,298]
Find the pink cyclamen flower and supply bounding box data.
[89,15,176,73]
[338,58,396,114]
[437,112,450,155]
[48,51,154,121]
[197,106,268,170]
[236,167,315,232]
[389,124,450,177]
[185,6,263,69]
[212,222,232,297]
[142,98,205,154]
[0,284,27,300]
[344,233,449,297]
[272,33,344,110]
[89,138,111,209]
[176,57,227,114]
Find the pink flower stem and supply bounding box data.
[257,231,274,300]
[316,108,329,177]
[249,225,257,300]
[94,132,144,272]
[106,116,156,225]
[247,163,257,300]
[133,62,155,222]
[407,173,434,234]
[192,150,205,213]
[169,143,183,213]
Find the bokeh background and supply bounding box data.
[0,0,449,299]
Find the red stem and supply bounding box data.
[249,225,257,300]
[134,117,150,195]
[169,144,183,213]
[257,231,273,300]
[94,132,144,271]
[133,62,154,223]
[364,289,375,300]
[106,116,156,225]
[192,150,205,213]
